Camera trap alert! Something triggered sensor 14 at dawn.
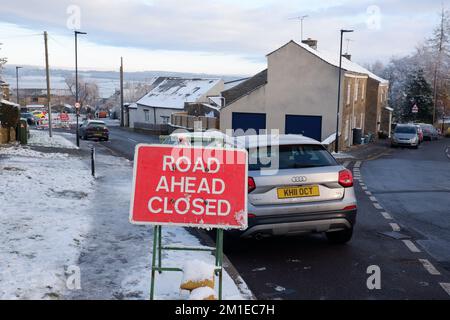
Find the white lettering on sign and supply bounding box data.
[148,156,230,218]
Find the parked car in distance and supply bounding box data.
[32,111,46,119]
[419,123,439,141]
[233,134,357,244]
[20,112,37,125]
[79,120,109,141]
[391,124,419,149]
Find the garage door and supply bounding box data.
[232,112,266,134]
[285,115,322,141]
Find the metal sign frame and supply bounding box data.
[150,226,225,300]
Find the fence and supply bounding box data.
[170,113,219,131]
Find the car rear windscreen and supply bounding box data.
[248,144,338,171]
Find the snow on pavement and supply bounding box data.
[28,129,78,149]
[0,136,251,300]
[0,147,93,299]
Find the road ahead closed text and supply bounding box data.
[130,145,248,229]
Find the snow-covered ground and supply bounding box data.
[28,130,78,149]
[0,136,252,300]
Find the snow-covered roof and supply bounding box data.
[224,78,251,90]
[270,41,389,85]
[1,99,20,107]
[137,78,222,109]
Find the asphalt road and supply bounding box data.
[64,126,450,300]
[363,138,450,273]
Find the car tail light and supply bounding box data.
[343,205,357,211]
[248,214,256,219]
[248,177,256,193]
[339,169,353,188]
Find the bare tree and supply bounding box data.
[0,43,7,76]
[65,76,100,111]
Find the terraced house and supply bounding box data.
[220,40,391,150]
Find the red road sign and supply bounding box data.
[60,113,69,121]
[130,145,248,230]
[412,105,419,113]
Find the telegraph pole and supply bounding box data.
[120,57,124,127]
[44,31,52,138]
[15,66,22,106]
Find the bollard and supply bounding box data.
[91,147,96,178]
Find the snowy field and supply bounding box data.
[0,136,251,300]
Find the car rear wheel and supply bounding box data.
[326,228,353,244]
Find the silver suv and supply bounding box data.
[236,135,357,244]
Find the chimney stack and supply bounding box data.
[301,38,318,50]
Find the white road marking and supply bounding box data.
[440,283,450,296]
[354,161,362,168]
[343,161,350,168]
[128,138,138,143]
[365,191,372,196]
[370,196,378,202]
[402,240,421,253]
[390,223,401,232]
[419,259,441,275]
[373,203,383,210]
[361,186,368,190]
[381,212,393,220]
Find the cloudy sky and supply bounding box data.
[0,0,446,76]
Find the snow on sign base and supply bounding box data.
[130,145,248,230]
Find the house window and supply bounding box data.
[345,119,349,140]
[347,84,351,105]
[160,116,169,124]
[354,81,359,102]
[361,83,365,100]
[144,109,150,122]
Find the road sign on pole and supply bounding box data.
[412,104,419,114]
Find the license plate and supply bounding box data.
[94,133,103,137]
[277,186,320,199]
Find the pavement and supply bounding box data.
[55,125,450,300]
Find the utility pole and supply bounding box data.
[15,66,22,106]
[120,57,124,127]
[335,29,354,154]
[44,31,52,138]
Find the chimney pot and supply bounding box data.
[301,38,318,50]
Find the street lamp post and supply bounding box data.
[75,30,87,147]
[16,66,22,106]
[335,29,354,154]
